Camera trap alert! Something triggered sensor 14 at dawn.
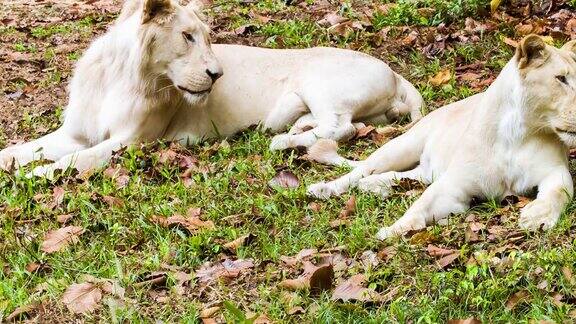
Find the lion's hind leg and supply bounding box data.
[264,92,308,134]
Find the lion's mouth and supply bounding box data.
[178,85,211,96]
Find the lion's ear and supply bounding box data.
[142,0,172,24]
[561,40,576,54]
[516,34,549,69]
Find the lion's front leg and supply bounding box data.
[518,167,573,230]
[30,136,132,178]
[376,174,471,240]
[0,129,86,171]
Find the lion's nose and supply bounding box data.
[206,69,223,83]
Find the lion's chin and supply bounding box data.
[182,91,210,105]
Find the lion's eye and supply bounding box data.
[182,32,195,43]
[556,75,568,84]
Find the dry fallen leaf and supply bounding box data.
[506,290,530,310]
[355,125,376,138]
[331,274,383,303]
[200,306,220,318]
[269,170,300,188]
[437,252,460,268]
[41,226,85,253]
[196,259,254,284]
[223,234,256,253]
[429,69,452,86]
[338,196,356,218]
[280,248,318,266]
[426,244,456,257]
[448,318,481,324]
[56,213,74,224]
[5,303,38,322]
[151,210,215,233]
[279,262,334,294]
[61,282,102,314]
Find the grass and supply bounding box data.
[1,0,576,322]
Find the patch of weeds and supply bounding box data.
[31,20,93,39]
[66,51,81,61]
[372,0,489,29]
[259,20,328,48]
[12,42,37,53]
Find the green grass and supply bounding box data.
[2,0,576,322]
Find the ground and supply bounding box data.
[1,0,576,322]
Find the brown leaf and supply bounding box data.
[102,195,124,208]
[429,69,452,86]
[103,165,130,188]
[401,31,418,46]
[152,211,214,233]
[61,282,102,314]
[308,202,322,213]
[223,234,256,252]
[506,290,530,310]
[318,12,348,27]
[253,314,273,324]
[56,214,74,224]
[269,170,300,188]
[329,219,351,228]
[331,274,383,303]
[279,262,334,294]
[41,226,85,253]
[6,303,38,322]
[338,195,356,218]
[355,125,376,138]
[458,72,482,82]
[134,271,168,288]
[195,259,254,284]
[503,37,519,48]
[448,318,481,324]
[200,306,220,318]
[562,266,575,285]
[26,262,40,273]
[437,252,460,268]
[173,271,193,296]
[280,248,318,266]
[51,186,65,208]
[377,246,397,261]
[427,244,456,257]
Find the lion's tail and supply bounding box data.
[307,139,361,167]
[394,73,424,129]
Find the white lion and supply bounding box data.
[308,35,576,238]
[0,0,423,177]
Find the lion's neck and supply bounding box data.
[478,61,532,145]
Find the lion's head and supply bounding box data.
[517,35,576,146]
[132,0,223,103]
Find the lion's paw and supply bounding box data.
[27,164,56,180]
[518,200,559,231]
[270,134,292,151]
[375,227,394,240]
[0,150,16,171]
[358,176,391,198]
[307,182,339,199]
